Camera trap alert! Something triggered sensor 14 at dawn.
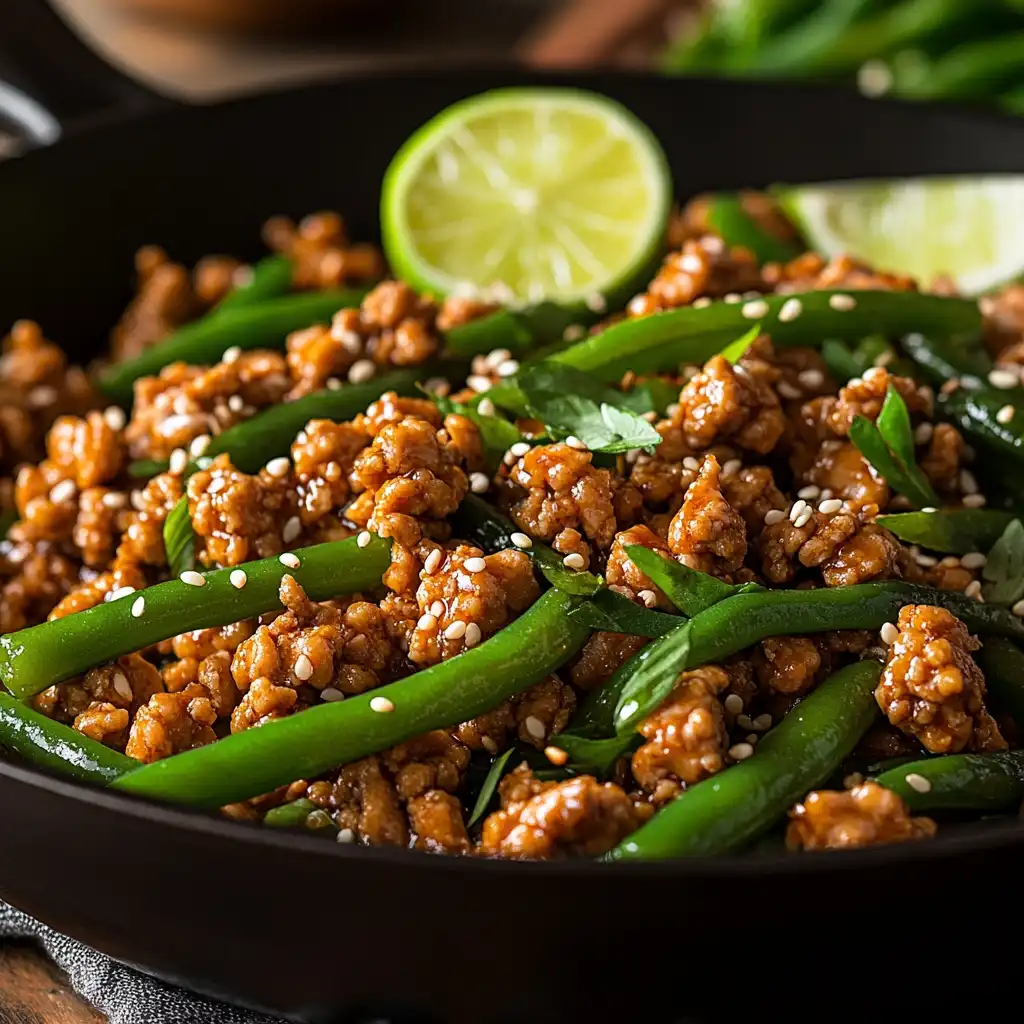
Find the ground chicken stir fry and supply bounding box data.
[3,191,1024,867]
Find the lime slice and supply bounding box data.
[777,176,1024,295]
[381,88,672,305]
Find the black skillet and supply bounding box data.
[1,2,1024,1022]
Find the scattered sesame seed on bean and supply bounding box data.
[370,696,395,713]
[189,434,211,458]
[797,485,820,500]
[1013,600,1024,617]
[510,442,531,458]
[49,480,76,504]
[279,552,301,569]
[321,687,345,703]
[469,472,490,494]
[905,773,931,794]
[692,297,712,309]
[962,494,987,507]
[131,597,146,618]
[336,827,355,843]
[779,298,803,323]
[357,531,371,548]
[742,299,769,319]
[829,294,857,311]
[103,406,126,431]
[562,553,586,570]
[430,600,445,617]
[964,580,984,601]
[108,586,136,602]
[683,456,700,471]
[265,457,290,478]
[724,694,744,714]
[880,622,899,645]
[180,570,206,587]
[960,552,987,569]
[721,458,741,478]
[230,569,247,589]
[496,359,520,377]
[112,673,133,701]
[988,368,1019,389]
[467,375,492,393]
[997,404,1016,425]
[565,435,588,451]
[222,345,242,364]
[476,398,496,417]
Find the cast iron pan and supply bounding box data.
[1,2,1024,1022]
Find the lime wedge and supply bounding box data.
[381,88,671,305]
[777,176,1024,295]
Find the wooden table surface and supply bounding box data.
[0,946,103,1024]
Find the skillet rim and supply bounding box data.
[3,67,1024,876]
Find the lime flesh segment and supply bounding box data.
[777,176,1024,295]
[381,88,672,305]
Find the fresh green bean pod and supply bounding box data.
[262,798,317,829]
[875,750,1024,812]
[0,692,137,784]
[99,288,368,405]
[552,291,980,382]
[607,661,882,860]
[976,636,1024,726]
[900,330,992,381]
[216,255,294,313]
[0,534,392,699]
[939,385,1024,464]
[444,302,595,358]
[702,195,803,264]
[111,589,591,809]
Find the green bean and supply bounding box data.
[0,534,392,699]
[0,692,136,785]
[939,384,1024,464]
[976,636,1024,726]
[876,509,1016,554]
[111,589,591,809]
[263,798,317,829]
[895,33,1024,101]
[128,365,445,478]
[900,330,992,381]
[607,661,882,860]
[444,302,595,358]
[875,750,1024,812]
[999,83,1024,115]
[577,581,1024,736]
[702,195,803,264]
[216,255,294,313]
[552,291,980,383]
[99,289,368,406]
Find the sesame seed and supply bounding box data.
[228,394,245,412]
[131,596,146,618]
[27,385,57,408]
[423,549,443,575]
[964,580,984,602]
[179,570,206,587]
[545,746,569,766]
[510,532,533,550]
[444,620,467,640]
[960,552,987,570]
[336,828,355,844]
[464,556,487,573]
[1013,599,1024,617]
[279,552,301,569]
[913,422,933,444]
[266,457,290,478]
[959,469,979,494]
[962,494,987,508]
[476,398,496,418]
[989,368,1019,389]
[467,375,492,393]
[283,516,302,544]
[905,772,931,794]
[797,485,821,500]
[524,715,545,741]
[565,435,588,451]
[913,551,938,567]
[683,456,701,472]
[692,297,712,309]
[321,687,345,703]
[797,368,824,389]
[222,345,242,363]
[49,480,76,504]
[562,324,585,341]
[111,672,133,701]
[562,553,586,570]
[417,613,438,631]
[464,623,482,648]
[430,600,445,617]
[997,404,1016,425]
[777,381,801,400]
[469,472,491,495]
[585,292,607,313]
[325,377,343,391]
[724,293,742,304]
[638,589,657,608]
[348,359,376,384]
[189,434,211,458]
[370,696,395,713]
[108,586,136,602]
[921,506,937,513]
[737,714,754,731]
[829,294,857,311]
[357,531,371,548]
[721,458,742,478]
[747,734,759,745]
[208,477,226,495]
[724,694,744,714]
[496,359,520,378]
[818,498,843,515]
[294,654,313,681]
[482,737,499,754]
[742,299,769,320]
[230,569,247,589]
[779,298,803,323]
[102,492,127,509]
[484,349,512,370]
[510,442,531,458]
[619,700,639,719]
[789,499,808,522]
[764,509,786,526]
[728,742,754,761]
[103,406,126,431]
[939,556,960,568]
[880,622,899,645]
[752,713,773,731]
[863,366,886,382]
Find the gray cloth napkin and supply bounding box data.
[0,900,278,1023]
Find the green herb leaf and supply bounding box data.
[628,378,678,417]
[720,323,762,364]
[624,545,762,617]
[163,497,196,577]
[877,509,1016,555]
[530,545,604,596]
[466,747,516,827]
[613,621,693,734]
[568,589,680,637]
[433,393,523,477]
[821,336,895,384]
[849,406,939,510]
[983,519,1024,606]
[877,384,916,469]
[554,732,639,777]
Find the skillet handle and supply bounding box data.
[0,0,177,154]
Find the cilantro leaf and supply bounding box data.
[567,588,680,637]
[983,519,1024,606]
[720,323,762,364]
[466,747,516,827]
[163,497,196,577]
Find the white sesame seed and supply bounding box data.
[989,368,1020,389]
[27,385,57,408]
[737,714,754,731]
[481,737,499,754]
[179,570,206,588]
[880,622,899,645]
[959,469,979,495]
[863,366,886,382]
[321,687,345,703]
[913,551,938,567]
[444,620,467,640]
[108,586,136,602]
[777,381,801,400]
[779,298,804,324]
[752,713,773,731]
[464,622,482,648]
[797,368,824,390]
[422,549,443,576]
[131,596,146,618]
[638,589,657,609]
[728,742,754,761]
[496,359,520,378]
[721,458,742,478]
[724,694,744,714]
[294,654,313,681]
[962,494,987,508]
[965,580,984,602]
[189,434,211,458]
[168,449,189,476]
[562,324,585,341]
[960,552,987,570]
[585,292,607,313]
[464,557,487,573]
[429,601,445,618]
[283,516,302,544]
[467,375,492,393]
[370,696,395,713]
[510,442,531,458]
[692,297,712,309]
[103,406,126,431]
[230,569,247,589]
[208,477,227,495]
[913,422,934,445]
[279,552,301,569]
[222,345,242,363]
[336,827,355,843]
[565,435,588,451]
[484,349,512,370]
[49,480,76,504]
[742,299,769,320]
[940,556,960,568]
[789,499,808,522]
[101,492,127,509]
[348,359,376,385]
[524,715,545,741]
[510,532,533,550]
[905,772,931,794]
[1013,599,1024,617]
[130,489,147,511]
[228,394,246,413]
[764,509,786,526]
[997,404,1016,425]
[111,672,133,701]
[829,294,857,311]
[468,472,491,495]
[266,457,290,478]
[620,700,639,719]
[795,511,813,531]
[818,498,843,515]
[476,398,496,418]
[797,485,821,500]
[724,293,742,304]
[562,553,586,570]
[683,456,701,472]
[356,531,371,548]
[417,613,438,631]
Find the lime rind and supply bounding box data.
[381,87,672,306]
